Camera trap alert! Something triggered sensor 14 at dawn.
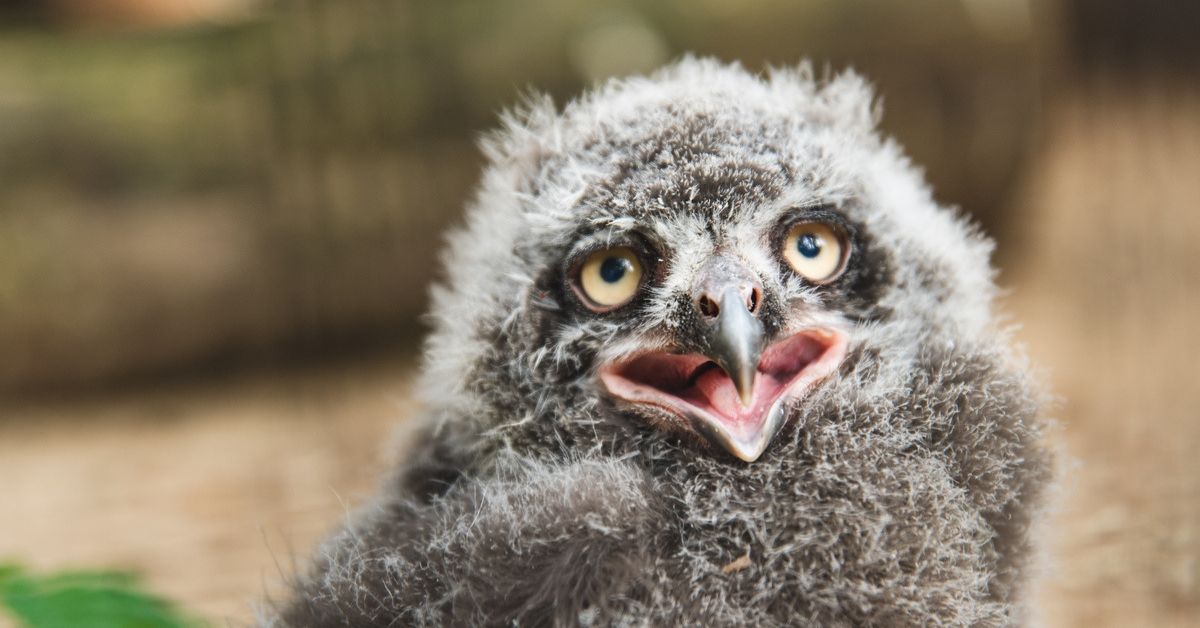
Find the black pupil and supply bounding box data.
[796,233,822,259]
[599,256,631,283]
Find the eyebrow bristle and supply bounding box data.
[530,290,562,311]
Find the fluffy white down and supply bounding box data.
[269,58,1053,628]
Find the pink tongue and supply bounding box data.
[694,366,745,421]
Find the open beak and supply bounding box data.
[599,255,848,462]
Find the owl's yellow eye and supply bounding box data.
[577,247,644,310]
[782,222,846,282]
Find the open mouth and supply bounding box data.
[599,329,848,462]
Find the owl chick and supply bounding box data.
[268,58,1052,627]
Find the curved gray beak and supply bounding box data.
[693,254,766,407]
[703,288,764,406]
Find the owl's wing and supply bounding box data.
[916,345,1054,609]
[264,438,667,627]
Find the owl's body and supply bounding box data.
[270,59,1051,627]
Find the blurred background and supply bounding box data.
[0,0,1196,625]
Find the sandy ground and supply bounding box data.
[1008,78,1200,626]
[2,81,1198,626]
[0,355,417,625]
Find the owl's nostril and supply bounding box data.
[698,285,761,320]
[692,253,764,321]
[746,286,762,315]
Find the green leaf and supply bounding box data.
[0,563,200,628]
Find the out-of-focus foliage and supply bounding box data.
[0,0,1045,395]
[0,563,198,628]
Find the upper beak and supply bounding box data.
[694,254,765,407]
[702,288,764,407]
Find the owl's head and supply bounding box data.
[422,58,997,463]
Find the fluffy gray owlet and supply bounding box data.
[268,58,1053,627]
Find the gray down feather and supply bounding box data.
[265,57,1053,627]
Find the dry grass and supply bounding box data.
[1,79,1198,626]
